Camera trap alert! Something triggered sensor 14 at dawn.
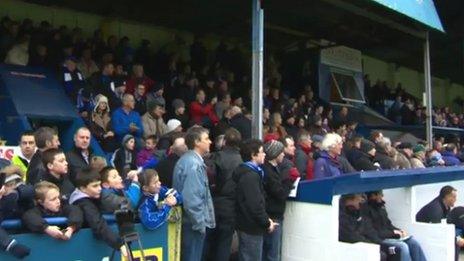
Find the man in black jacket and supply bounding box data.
[229,106,251,140]
[339,193,398,261]
[353,140,380,171]
[416,185,456,223]
[207,128,243,261]
[27,126,61,185]
[66,127,94,185]
[374,138,396,170]
[415,186,463,260]
[234,139,277,261]
[262,140,296,261]
[154,133,187,188]
[365,191,426,261]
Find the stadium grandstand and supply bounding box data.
[0,0,464,260]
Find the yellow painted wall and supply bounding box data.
[363,55,464,108]
[0,0,223,52]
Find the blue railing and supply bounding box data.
[295,166,464,204]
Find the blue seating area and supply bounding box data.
[0,64,104,155]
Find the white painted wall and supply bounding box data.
[383,185,457,261]
[283,181,464,261]
[282,196,379,261]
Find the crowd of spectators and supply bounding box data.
[364,75,464,128]
[2,15,464,261]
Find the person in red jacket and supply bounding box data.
[125,64,155,94]
[189,89,219,128]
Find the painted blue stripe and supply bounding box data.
[293,166,464,205]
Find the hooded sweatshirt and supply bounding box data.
[69,189,122,249]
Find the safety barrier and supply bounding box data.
[0,210,182,261]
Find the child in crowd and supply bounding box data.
[90,156,108,172]
[0,165,34,259]
[138,169,182,230]
[41,148,75,201]
[69,169,127,256]
[112,134,137,179]
[22,181,83,240]
[99,166,141,213]
[136,135,158,167]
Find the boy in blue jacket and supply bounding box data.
[99,166,141,213]
[138,169,182,230]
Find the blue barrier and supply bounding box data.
[296,166,464,204]
[0,215,169,261]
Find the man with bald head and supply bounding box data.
[66,127,95,184]
[112,93,144,142]
[229,105,251,140]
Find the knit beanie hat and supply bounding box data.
[147,99,164,112]
[172,99,185,110]
[413,144,426,154]
[360,140,376,154]
[166,119,182,133]
[264,140,285,161]
[312,135,324,143]
[122,134,135,146]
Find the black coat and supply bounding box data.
[374,148,396,170]
[211,147,243,224]
[112,148,137,179]
[233,163,270,235]
[71,194,122,249]
[362,201,399,239]
[230,113,252,140]
[66,146,94,185]
[339,205,383,244]
[211,118,230,140]
[22,204,83,233]
[0,184,34,221]
[263,161,293,220]
[27,150,46,185]
[41,172,75,202]
[416,196,450,223]
[352,152,379,172]
[345,148,363,167]
[154,153,180,188]
[339,155,356,174]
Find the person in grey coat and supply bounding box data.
[173,126,215,261]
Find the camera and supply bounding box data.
[114,201,136,237]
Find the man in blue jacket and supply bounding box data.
[112,93,143,143]
[442,144,461,166]
[173,126,215,261]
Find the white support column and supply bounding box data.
[424,31,433,145]
[251,0,264,139]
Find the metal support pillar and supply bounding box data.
[251,0,264,139]
[424,31,433,145]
